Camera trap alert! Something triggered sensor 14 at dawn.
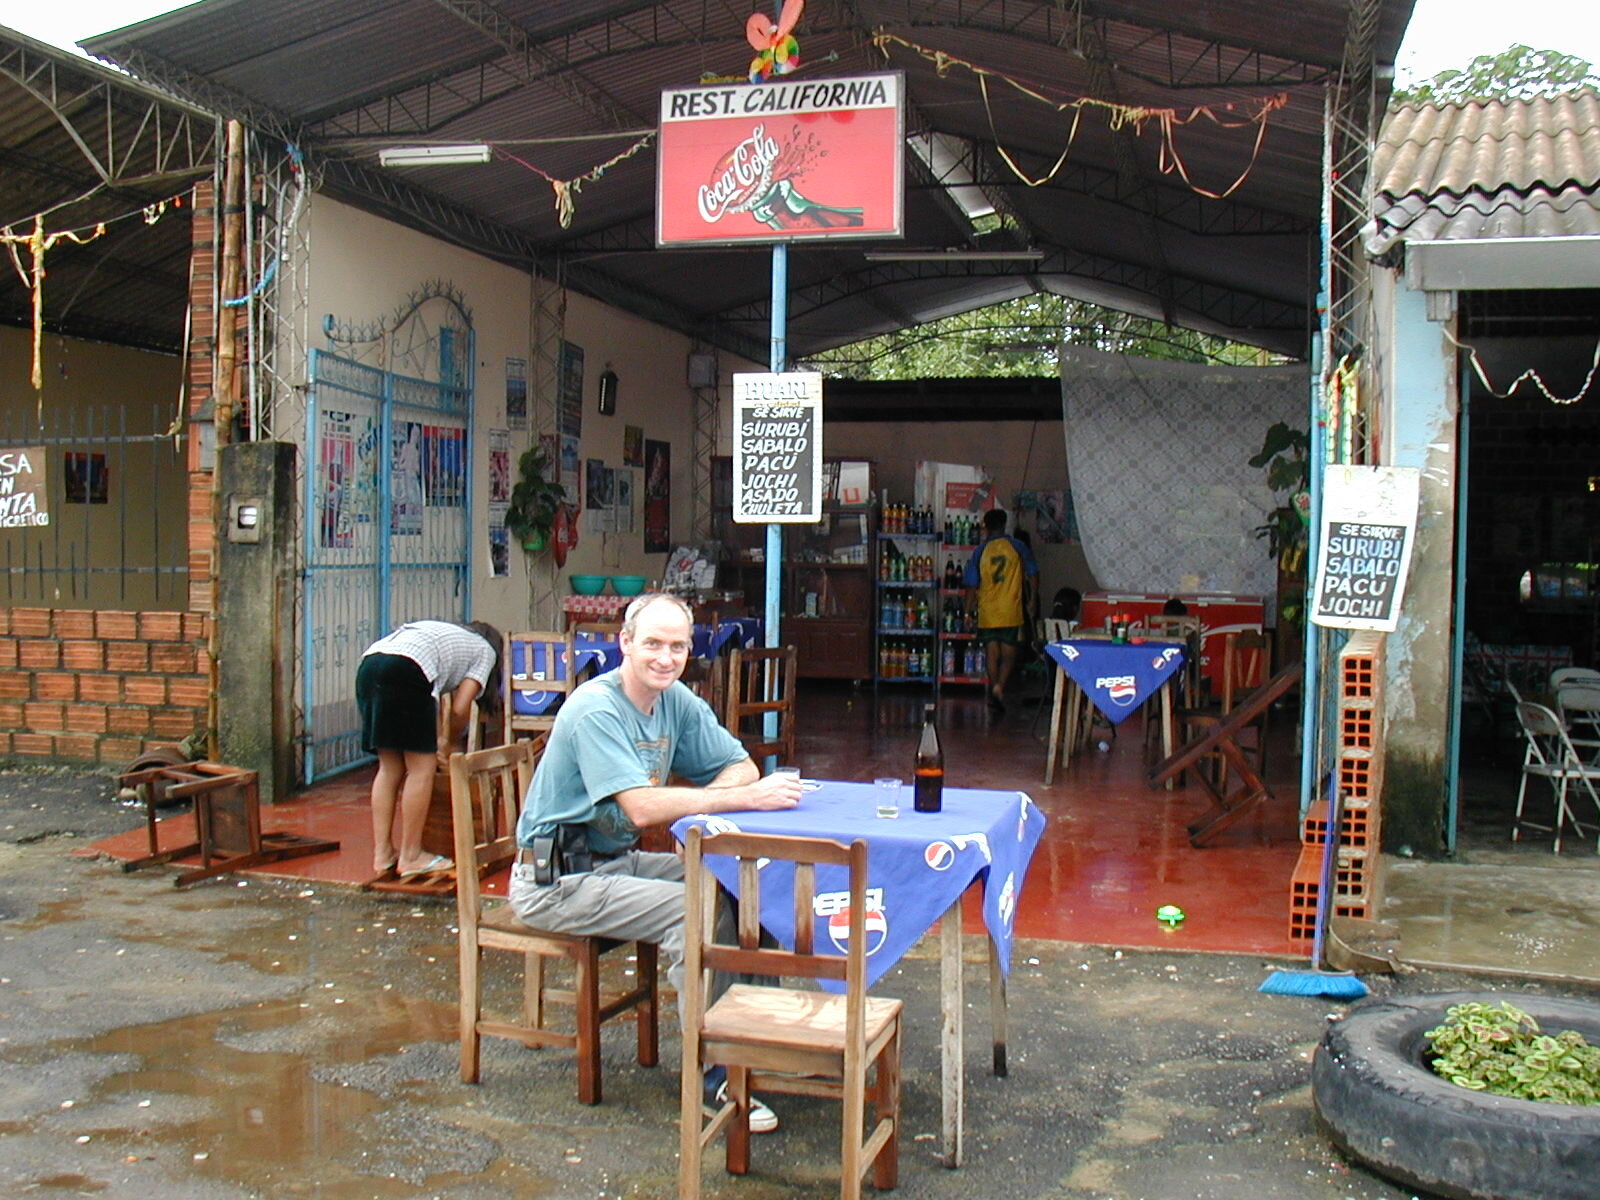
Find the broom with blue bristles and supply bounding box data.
[1260,771,1369,998]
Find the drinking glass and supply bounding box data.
[874,776,902,819]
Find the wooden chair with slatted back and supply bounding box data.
[503,631,576,744]
[449,739,659,1104]
[678,827,902,1200]
[723,644,798,765]
[1175,630,1271,781]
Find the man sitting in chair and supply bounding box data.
[509,592,801,1131]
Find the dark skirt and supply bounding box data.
[356,653,436,753]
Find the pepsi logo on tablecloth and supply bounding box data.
[825,904,888,955]
[1097,674,1138,706]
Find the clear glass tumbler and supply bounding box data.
[874,776,902,819]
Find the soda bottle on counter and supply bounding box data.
[914,702,944,812]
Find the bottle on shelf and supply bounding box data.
[914,702,944,812]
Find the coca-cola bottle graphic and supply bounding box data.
[749,178,864,231]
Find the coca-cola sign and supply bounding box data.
[658,72,903,246]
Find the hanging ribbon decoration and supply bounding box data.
[2,214,108,397]
[873,32,1288,199]
[493,136,654,228]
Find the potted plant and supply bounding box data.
[1249,422,1310,666]
[505,445,565,553]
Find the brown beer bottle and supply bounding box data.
[914,702,944,812]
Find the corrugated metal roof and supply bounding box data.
[1368,93,1600,253]
[8,0,1417,362]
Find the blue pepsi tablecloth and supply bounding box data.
[1044,639,1185,725]
[672,781,1045,990]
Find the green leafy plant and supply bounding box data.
[505,445,565,552]
[1425,1000,1600,1105]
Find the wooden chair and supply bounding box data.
[503,631,577,744]
[723,644,798,765]
[449,740,659,1104]
[1140,615,1204,761]
[678,827,902,1200]
[1174,629,1270,780]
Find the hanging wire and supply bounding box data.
[493,135,655,228]
[1443,325,1600,406]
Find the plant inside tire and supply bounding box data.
[1313,991,1600,1200]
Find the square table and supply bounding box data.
[673,780,1045,1167]
[1042,638,1186,785]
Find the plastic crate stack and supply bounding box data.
[1288,631,1386,943]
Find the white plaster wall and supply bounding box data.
[304,196,719,635]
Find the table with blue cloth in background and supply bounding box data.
[1043,637,1186,784]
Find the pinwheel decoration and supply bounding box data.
[746,0,803,82]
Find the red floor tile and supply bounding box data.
[86,680,1303,955]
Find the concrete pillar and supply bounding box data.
[216,441,298,802]
[1378,274,1458,856]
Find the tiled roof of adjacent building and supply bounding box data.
[1367,91,1600,254]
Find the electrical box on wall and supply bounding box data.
[228,496,264,543]
[687,351,717,389]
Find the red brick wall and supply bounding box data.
[0,608,211,767]
[1,179,221,769]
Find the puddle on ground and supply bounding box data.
[31,993,552,1198]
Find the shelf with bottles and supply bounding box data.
[937,639,989,685]
[875,637,937,683]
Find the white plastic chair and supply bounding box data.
[1550,667,1600,690]
[1513,701,1600,853]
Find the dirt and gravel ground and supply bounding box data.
[3,766,1596,1199]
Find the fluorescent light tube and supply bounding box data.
[378,144,492,167]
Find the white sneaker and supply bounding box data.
[706,1081,779,1133]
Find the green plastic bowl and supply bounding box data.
[610,575,647,596]
[569,574,608,595]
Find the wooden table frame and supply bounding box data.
[1043,647,1181,786]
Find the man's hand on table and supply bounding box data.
[739,771,804,810]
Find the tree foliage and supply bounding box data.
[801,294,1276,380]
[1395,44,1599,105]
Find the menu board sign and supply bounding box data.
[732,372,823,523]
[1309,465,1421,632]
[0,447,49,529]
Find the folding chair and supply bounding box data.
[678,827,902,1200]
[503,631,577,743]
[1555,683,1600,761]
[1512,701,1600,853]
[723,645,798,765]
[449,740,659,1103]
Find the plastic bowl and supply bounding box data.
[569,574,608,595]
[610,575,647,596]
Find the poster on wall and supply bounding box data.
[1014,488,1079,544]
[644,438,671,552]
[505,357,527,430]
[391,421,424,535]
[558,434,578,482]
[489,429,510,502]
[624,425,644,467]
[585,457,613,532]
[1309,465,1421,632]
[657,73,904,246]
[489,525,509,578]
[614,467,635,533]
[731,371,822,523]
[318,412,357,547]
[558,341,584,440]
[0,446,49,529]
[63,452,108,504]
[422,425,465,506]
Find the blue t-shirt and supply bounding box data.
[515,671,748,856]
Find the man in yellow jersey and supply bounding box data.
[963,508,1038,713]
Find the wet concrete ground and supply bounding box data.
[3,767,1598,1199]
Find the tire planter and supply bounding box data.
[1313,991,1600,1200]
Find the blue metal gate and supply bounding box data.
[301,344,473,781]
